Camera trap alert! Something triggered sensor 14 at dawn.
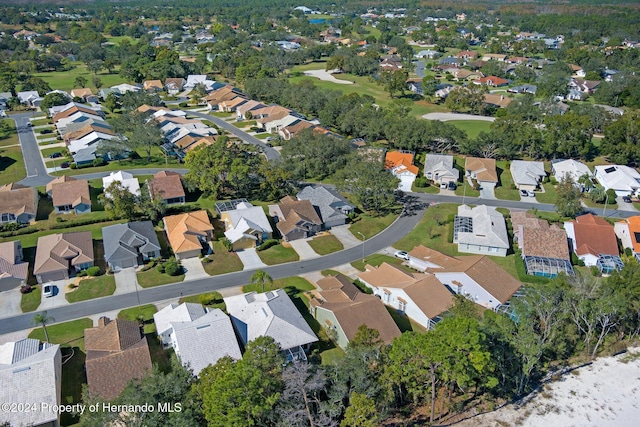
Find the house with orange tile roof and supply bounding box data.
[615,216,640,262]
[163,210,214,259]
[465,157,498,189]
[384,151,419,192]
[565,214,622,273]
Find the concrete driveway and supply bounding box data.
[39,279,72,310]
[181,258,209,280]
[114,268,141,295]
[616,197,638,212]
[288,239,319,260]
[0,288,25,319]
[479,184,496,199]
[329,225,362,249]
[236,248,268,270]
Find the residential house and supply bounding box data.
[0,241,28,291]
[0,183,37,224]
[511,211,574,277]
[594,165,640,197]
[98,88,116,99]
[218,201,273,250]
[296,186,354,228]
[33,231,94,283]
[84,317,152,400]
[65,123,117,154]
[473,76,510,87]
[0,92,11,109]
[465,157,498,189]
[483,94,514,108]
[279,119,316,140]
[102,171,141,197]
[615,216,640,262]
[454,205,509,257]
[385,151,419,192]
[551,159,592,188]
[379,54,403,70]
[424,153,459,185]
[311,274,401,349]
[406,245,522,310]
[166,308,242,375]
[154,302,207,347]
[163,210,214,259]
[435,85,455,99]
[569,64,586,77]
[439,56,461,66]
[111,83,141,94]
[103,221,161,271]
[451,69,484,81]
[414,49,440,59]
[46,175,76,197]
[184,75,213,89]
[17,90,42,107]
[236,100,267,120]
[204,85,244,110]
[0,339,61,427]
[482,53,507,61]
[506,56,530,65]
[51,177,91,214]
[147,171,185,205]
[51,102,103,120]
[218,95,249,113]
[510,160,546,191]
[565,214,623,274]
[508,84,537,94]
[164,77,185,95]
[70,88,99,103]
[269,196,323,242]
[456,50,479,61]
[143,80,163,93]
[407,79,423,95]
[224,290,318,361]
[569,78,600,94]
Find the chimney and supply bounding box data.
[98,316,111,327]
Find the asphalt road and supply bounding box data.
[0,196,427,335]
[11,112,53,187]
[187,110,281,161]
[72,168,189,181]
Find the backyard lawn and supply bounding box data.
[349,212,398,240]
[203,241,244,275]
[137,267,185,288]
[28,317,93,352]
[243,276,314,298]
[308,234,344,255]
[65,274,116,303]
[21,285,41,312]
[257,244,300,265]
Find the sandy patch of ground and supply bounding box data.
[302,69,354,85]
[454,348,640,427]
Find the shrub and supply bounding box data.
[20,285,33,294]
[202,256,212,263]
[178,102,189,108]
[156,263,165,273]
[606,188,617,202]
[76,270,87,277]
[220,237,233,252]
[69,163,77,169]
[414,176,429,188]
[92,157,107,167]
[141,259,157,271]
[129,151,141,160]
[164,259,182,276]
[257,239,279,251]
[40,129,52,135]
[199,292,222,305]
[590,266,601,277]
[86,266,101,276]
[471,178,480,191]
[549,177,558,185]
[625,247,633,257]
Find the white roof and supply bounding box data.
[49,101,98,116]
[223,203,273,244]
[424,153,459,181]
[552,159,592,182]
[111,83,141,93]
[455,204,510,249]
[595,165,640,192]
[510,160,545,186]
[224,290,317,351]
[171,309,242,376]
[17,91,40,103]
[0,340,61,427]
[102,170,141,196]
[67,131,116,154]
[153,302,207,337]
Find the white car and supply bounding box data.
[394,250,409,260]
[42,284,55,298]
[527,190,535,197]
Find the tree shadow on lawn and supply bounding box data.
[0,154,16,172]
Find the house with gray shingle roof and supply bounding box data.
[296,185,354,228]
[0,339,61,427]
[424,154,460,185]
[510,160,546,191]
[454,205,509,257]
[153,302,207,347]
[102,221,161,271]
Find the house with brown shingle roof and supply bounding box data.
[51,178,91,214]
[358,262,455,329]
[465,157,498,188]
[0,240,28,291]
[473,76,510,87]
[0,183,38,225]
[69,88,98,103]
[164,78,185,95]
[279,119,315,140]
[143,80,163,93]
[269,196,323,242]
[483,93,513,108]
[204,86,244,111]
[565,213,622,273]
[163,210,214,259]
[33,231,94,283]
[84,317,152,400]
[147,171,185,205]
[311,274,401,348]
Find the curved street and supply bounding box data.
[422,112,496,122]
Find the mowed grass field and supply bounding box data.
[448,120,493,139]
[0,120,26,185]
[29,63,125,92]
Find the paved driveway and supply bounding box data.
[114,268,141,295]
[39,279,72,310]
[329,225,362,249]
[0,288,24,319]
[479,184,496,200]
[616,197,638,212]
[288,239,319,260]
[236,248,268,270]
[181,258,209,280]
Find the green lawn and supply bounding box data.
[0,144,26,185]
[386,306,427,333]
[453,157,481,197]
[179,291,226,311]
[582,195,618,210]
[257,244,300,265]
[137,267,185,288]
[308,234,344,255]
[449,120,493,139]
[351,254,413,272]
[412,183,440,193]
[21,285,42,312]
[31,64,124,93]
[535,182,558,204]
[349,212,398,240]
[30,118,51,127]
[66,274,116,303]
[320,269,342,277]
[0,119,20,147]
[393,203,459,254]
[203,241,244,275]
[41,146,68,158]
[320,347,346,365]
[118,304,158,334]
[1,219,126,249]
[28,317,93,351]
[243,276,314,301]
[495,161,521,201]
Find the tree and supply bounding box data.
[249,269,273,293]
[276,362,332,427]
[87,59,104,75]
[555,174,583,217]
[601,110,640,165]
[32,311,55,343]
[99,181,138,220]
[92,75,103,90]
[111,111,163,161]
[336,159,399,216]
[40,92,70,111]
[348,325,383,349]
[74,76,87,88]
[341,392,378,427]
[21,77,52,96]
[103,92,120,112]
[379,69,408,98]
[280,130,352,181]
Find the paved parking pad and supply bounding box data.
[181,258,209,280]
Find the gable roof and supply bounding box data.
[594,165,640,192]
[465,157,498,183]
[296,186,353,224]
[153,302,207,338]
[0,184,36,218]
[51,178,90,208]
[424,153,459,180]
[222,202,273,243]
[275,196,323,235]
[510,160,546,186]
[33,231,94,275]
[455,204,509,249]
[70,88,94,98]
[84,318,152,400]
[143,80,163,90]
[224,290,318,350]
[385,151,419,176]
[164,77,185,90]
[519,222,570,260]
[621,216,640,253]
[102,221,161,265]
[0,241,28,281]
[483,93,514,108]
[552,159,592,182]
[148,171,185,201]
[102,171,141,196]
[163,210,213,254]
[566,214,619,257]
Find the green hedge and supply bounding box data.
[257,239,279,251]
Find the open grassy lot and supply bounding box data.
[495,161,521,201]
[349,212,398,240]
[21,285,41,312]
[137,267,185,288]
[118,304,158,334]
[203,241,244,275]
[65,274,116,303]
[449,120,493,139]
[30,63,124,92]
[257,244,300,265]
[308,234,344,255]
[0,144,26,185]
[0,119,20,147]
[393,203,459,254]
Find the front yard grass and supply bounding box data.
[535,182,558,204]
[118,304,158,334]
[65,274,116,303]
[412,183,440,193]
[393,203,459,255]
[28,317,93,351]
[495,161,521,201]
[137,267,185,288]
[0,144,26,185]
[179,291,226,311]
[449,120,493,139]
[582,196,618,210]
[308,234,343,255]
[349,212,398,240]
[243,276,314,300]
[454,179,481,198]
[21,285,42,312]
[351,254,413,272]
[257,244,300,265]
[203,241,244,275]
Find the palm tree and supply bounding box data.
[32,311,55,343]
[250,270,273,293]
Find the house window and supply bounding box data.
[398,300,407,312]
[1,213,15,222]
[490,246,498,253]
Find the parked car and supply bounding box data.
[527,190,535,197]
[394,250,409,260]
[49,152,62,158]
[519,189,528,197]
[42,283,55,298]
[440,182,447,189]
[265,143,273,147]
[448,181,456,191]
[622,195,632,203]
[60,162,70,169]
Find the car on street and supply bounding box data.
[622,195,632,203]
[49,152,62,158]
[265,143,273,147]
[394,250,409,260]
[43,283,55,298]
